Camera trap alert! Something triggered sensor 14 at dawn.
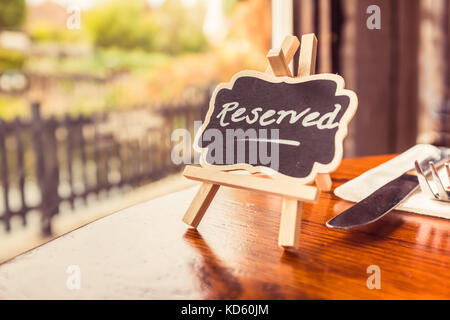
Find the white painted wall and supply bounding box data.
[271,0,293,48]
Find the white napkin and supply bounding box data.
[334,144,450,219]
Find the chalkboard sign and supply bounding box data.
[194,70,358,184]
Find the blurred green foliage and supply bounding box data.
[29,22,84,43]
[0,0,25,29]
[153,0,208,54]
[85,0,157,51]
[223,0,242,15]
[95,48,170,70]
[2,0,229,119]
[85,0,207,54]
[0,96,29,120]
[0,48,25,72]
[26,48,171,77]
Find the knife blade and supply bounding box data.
[326,147,450,230]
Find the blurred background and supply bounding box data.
[0,0,449,261]
[0,0,271,262]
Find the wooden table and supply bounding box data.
[0,155,449,299]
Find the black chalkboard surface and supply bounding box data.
[195,71,358,184]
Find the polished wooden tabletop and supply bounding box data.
[0,155,449,299]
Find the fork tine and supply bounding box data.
[415,161,438,199]
[429,162,449,201]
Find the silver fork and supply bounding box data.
[415,161,450,202]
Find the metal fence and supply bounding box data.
[0,100,205,235]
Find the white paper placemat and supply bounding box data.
[334,144,450,219]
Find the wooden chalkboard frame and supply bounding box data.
[194,71,358,185]
[181,34,358,250]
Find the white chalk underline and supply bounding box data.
[236,138,301,146]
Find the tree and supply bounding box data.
[85,0,207,54]
[0,0,26,30]
[152,0,207,54]
[85,0,158,51]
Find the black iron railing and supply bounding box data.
[0,100,206,235]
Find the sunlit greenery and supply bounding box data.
[85,0,207,54]
[224,0,243,15]
[85,0,158,51]
[0,0,268,119]
[0,96,29,120]
[25,48,171,77]
[0,0,25,29]
[0,48,25,72]
[29,22,84,43]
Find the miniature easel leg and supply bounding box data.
[278,198,302,249]
[315,173,332,191]
[298,33,332,192]
[266,38,304,249]
[182,182,220,228]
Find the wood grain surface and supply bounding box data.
[180,155,450,299]
[0,155,449,299]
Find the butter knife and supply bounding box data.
[326,147,450,230]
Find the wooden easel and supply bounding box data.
[182,34,331,249]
